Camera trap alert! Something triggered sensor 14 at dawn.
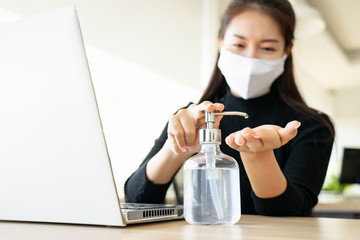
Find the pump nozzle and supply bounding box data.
[203,110,248,129]
[216,111,249,118]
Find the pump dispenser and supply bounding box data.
[183,110,248,225]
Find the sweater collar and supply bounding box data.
[221,87,279,113]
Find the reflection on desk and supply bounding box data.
[0,215,359,240]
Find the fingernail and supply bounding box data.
[253,134,260,138]
[235,139,244,145]
[188,146,194,151]
[242,131,249,137]
[181,147,187,152]
[296,122,301,129]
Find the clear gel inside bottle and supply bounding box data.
[183,110,247,225]
[183,132,241,225]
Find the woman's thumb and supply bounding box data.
[278,120,301,145]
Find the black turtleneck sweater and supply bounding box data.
[124,89,334,216]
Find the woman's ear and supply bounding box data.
[217,37,222,53]
[285,44,293,56]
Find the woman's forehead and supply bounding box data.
[225,9,283,41]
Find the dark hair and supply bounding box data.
[199,0,334,138]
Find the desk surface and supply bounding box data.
[1,215,359,240]
[316,199,360,212]
[313,193,360,218]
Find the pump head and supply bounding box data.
[199,110,249,144]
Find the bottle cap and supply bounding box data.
[199,128,221,144]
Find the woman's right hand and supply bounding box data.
[167,101,225,155]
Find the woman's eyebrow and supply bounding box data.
[262,39,280,44]
[233,34,280,44]
[233,34,246,39]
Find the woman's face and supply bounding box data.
[219,9,286,59]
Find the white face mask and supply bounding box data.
[218,48,286,100]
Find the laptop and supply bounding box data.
[0,6,183,226]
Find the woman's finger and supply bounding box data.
[168,115,187,152]
[194,101,225,128]
[177,110,197,148]
[225,132,248,151]
[167,135,185,155]
[240,127,263,152]
[190,101,213,121]
[213,103,225,112]
[213,103,225,129]
[191,101,225,120]
[225,134,239,150]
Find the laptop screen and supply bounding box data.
[339,148,360,184]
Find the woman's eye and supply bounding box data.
[261,47,275,52]
[233,44,245,48]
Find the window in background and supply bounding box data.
[86,46,201,198]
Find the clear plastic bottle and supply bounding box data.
[183,111,248,225]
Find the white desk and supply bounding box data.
[1,215,359,240]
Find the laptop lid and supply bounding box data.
[0,6,183,227]
[0,6,125,226]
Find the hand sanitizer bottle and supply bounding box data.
[183,110,248,225]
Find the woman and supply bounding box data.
[124,0,334,216]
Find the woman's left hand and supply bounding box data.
[225,120,301,153]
